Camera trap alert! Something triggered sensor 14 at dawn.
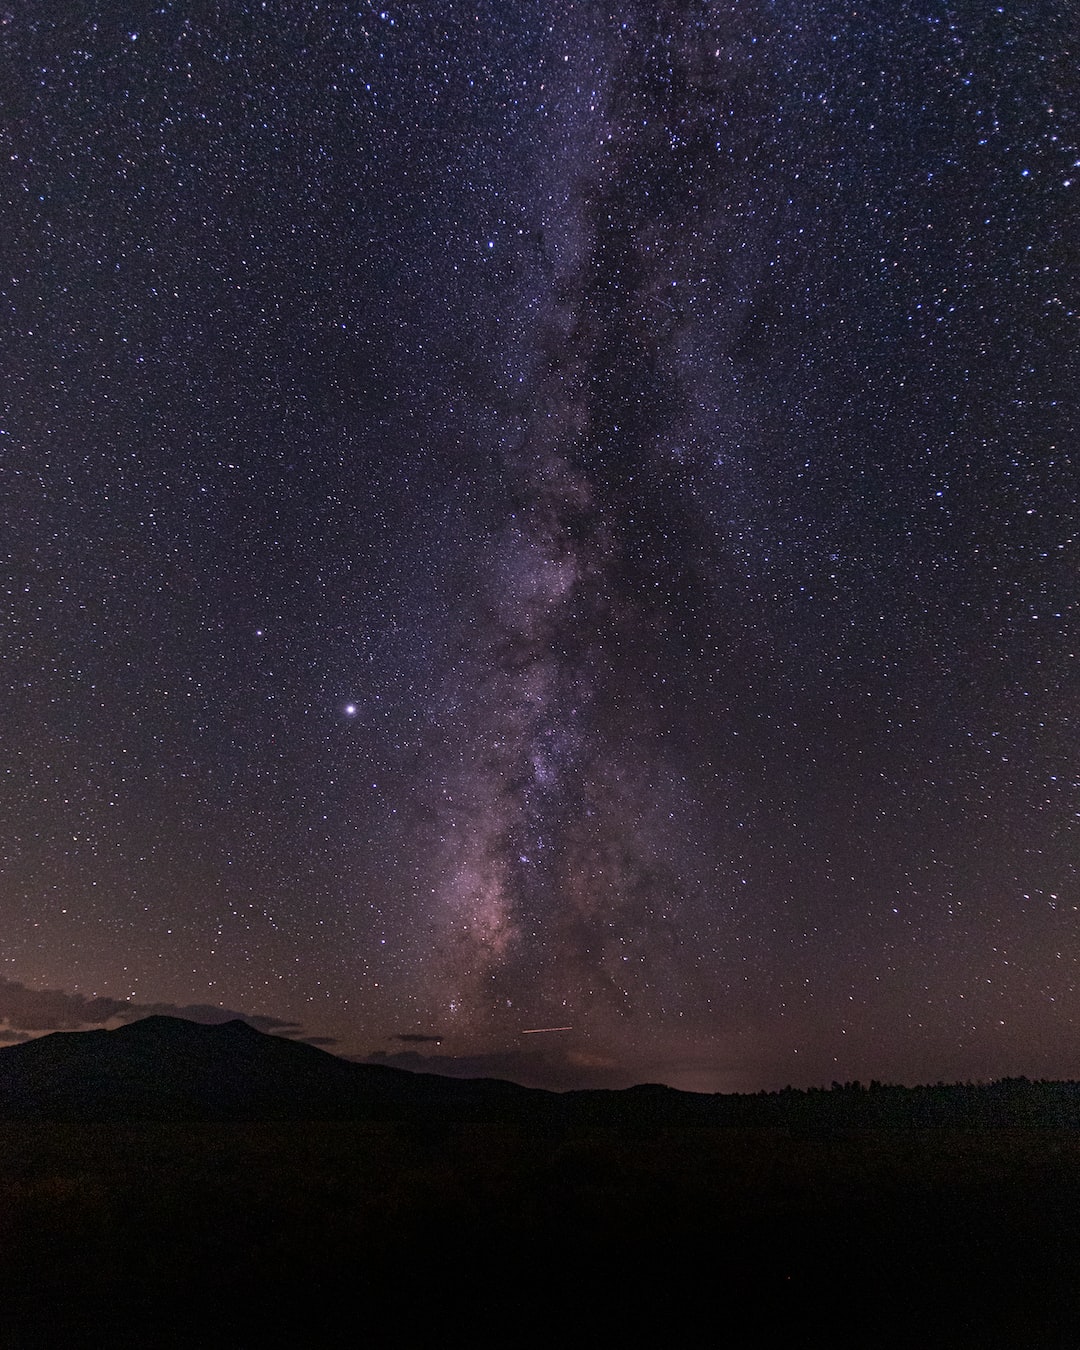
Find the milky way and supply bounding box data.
[4,1,1079,1091]
[427,8,748,1040]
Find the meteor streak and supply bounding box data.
[522,1026,573,1034]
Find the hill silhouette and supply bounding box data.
[2,1015,1080,1129]
[0,1015,548,1122]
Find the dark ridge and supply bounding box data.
[0,1016,549,1124]
[1,1016,1079,1128]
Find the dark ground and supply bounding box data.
[2,1121,1079,1348]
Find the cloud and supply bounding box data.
[0,978,129,1031]
[0,1028,31,1043]
[0,978,330,1043]
[391,1033,444,1044]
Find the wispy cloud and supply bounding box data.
[0,977,330,1044]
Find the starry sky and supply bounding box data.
[3,0,1079,1093]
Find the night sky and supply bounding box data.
[4,1,1079,1093]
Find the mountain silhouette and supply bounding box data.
[3,1016,1080,1128]
[0,1016,548,1123]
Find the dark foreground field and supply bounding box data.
[2,1121,1079,1348]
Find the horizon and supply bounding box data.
[1,995,1077,1097]
[4,1006,1079,1098]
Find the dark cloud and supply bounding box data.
[0,978,129,1031]
[392,1033,444,1044]
[0,978,316,1040]
[0,1028,32,1043]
